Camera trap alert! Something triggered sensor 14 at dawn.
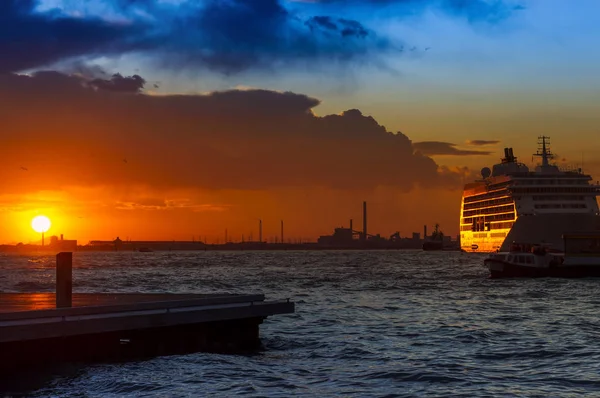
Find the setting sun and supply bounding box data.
[31,215,51,234]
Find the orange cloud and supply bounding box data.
[0,71,468,192]
[413,141,493,156]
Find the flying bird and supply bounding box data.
[20,166,28,171]
[123,158,128,164]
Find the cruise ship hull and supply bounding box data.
[460,230,508,253]
[462,214,600,253]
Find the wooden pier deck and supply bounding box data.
[0,292,243,313]
[0,253,295,370]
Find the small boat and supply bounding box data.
[484,233,600,278]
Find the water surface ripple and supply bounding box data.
[2,250,600,397]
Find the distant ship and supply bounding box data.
[460,136,600,253]
[422,223,444,251]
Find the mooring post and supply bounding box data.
[56,252,73,308]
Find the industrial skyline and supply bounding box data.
[0,202,458,252]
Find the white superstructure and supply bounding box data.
[460,136,600,253]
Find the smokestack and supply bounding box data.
[508,148,514,158]
[363,201,367,241]
[503,148,509,159]
[281,220,284,243]
[350,219,353,232]
[259,219,262,243]
[424,224,427,238]
[60,234,63,241]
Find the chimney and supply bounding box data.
[424,224,427,238]
[281,220,284,243]
[60,234,64,241]
[362,201,367,241]
[350,219,353,232]
[503,148,509,159]
[508,148,514,158]
[259,220,262,243]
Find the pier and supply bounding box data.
[0,253,295,371]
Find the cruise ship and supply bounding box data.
[460,136,600,253]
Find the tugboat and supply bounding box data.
[484,232,600,278]
[423,224,444,251]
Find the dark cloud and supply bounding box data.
[413,141,492,156]
[1,0,392,74]
[0,0,145,74]
[311,0,524,23]
[0,71,466,192]
[442,0,525,22]
[1,0,523,75]
[466,139,501,146]
[152,0,390,74]
[89,73,146,93]
[306,16,369,38]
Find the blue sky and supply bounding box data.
[19,0,600,95]
[25,1,597,79]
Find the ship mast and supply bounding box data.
[533,135,554,167]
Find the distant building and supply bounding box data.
[89,237,123,249]
[86,238,206,251]
[318,227,355,246]
[49,234,77,251]
[89,240,112,246]
[369,234,386,242]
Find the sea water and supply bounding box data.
[2,250,600,397]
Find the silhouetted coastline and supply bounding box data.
[0,240,460,253]
[0,201,460,253]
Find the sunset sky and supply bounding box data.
[1,0,599,244]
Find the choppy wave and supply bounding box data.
[2,250,600,397]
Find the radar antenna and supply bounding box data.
[533,136,554,167]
